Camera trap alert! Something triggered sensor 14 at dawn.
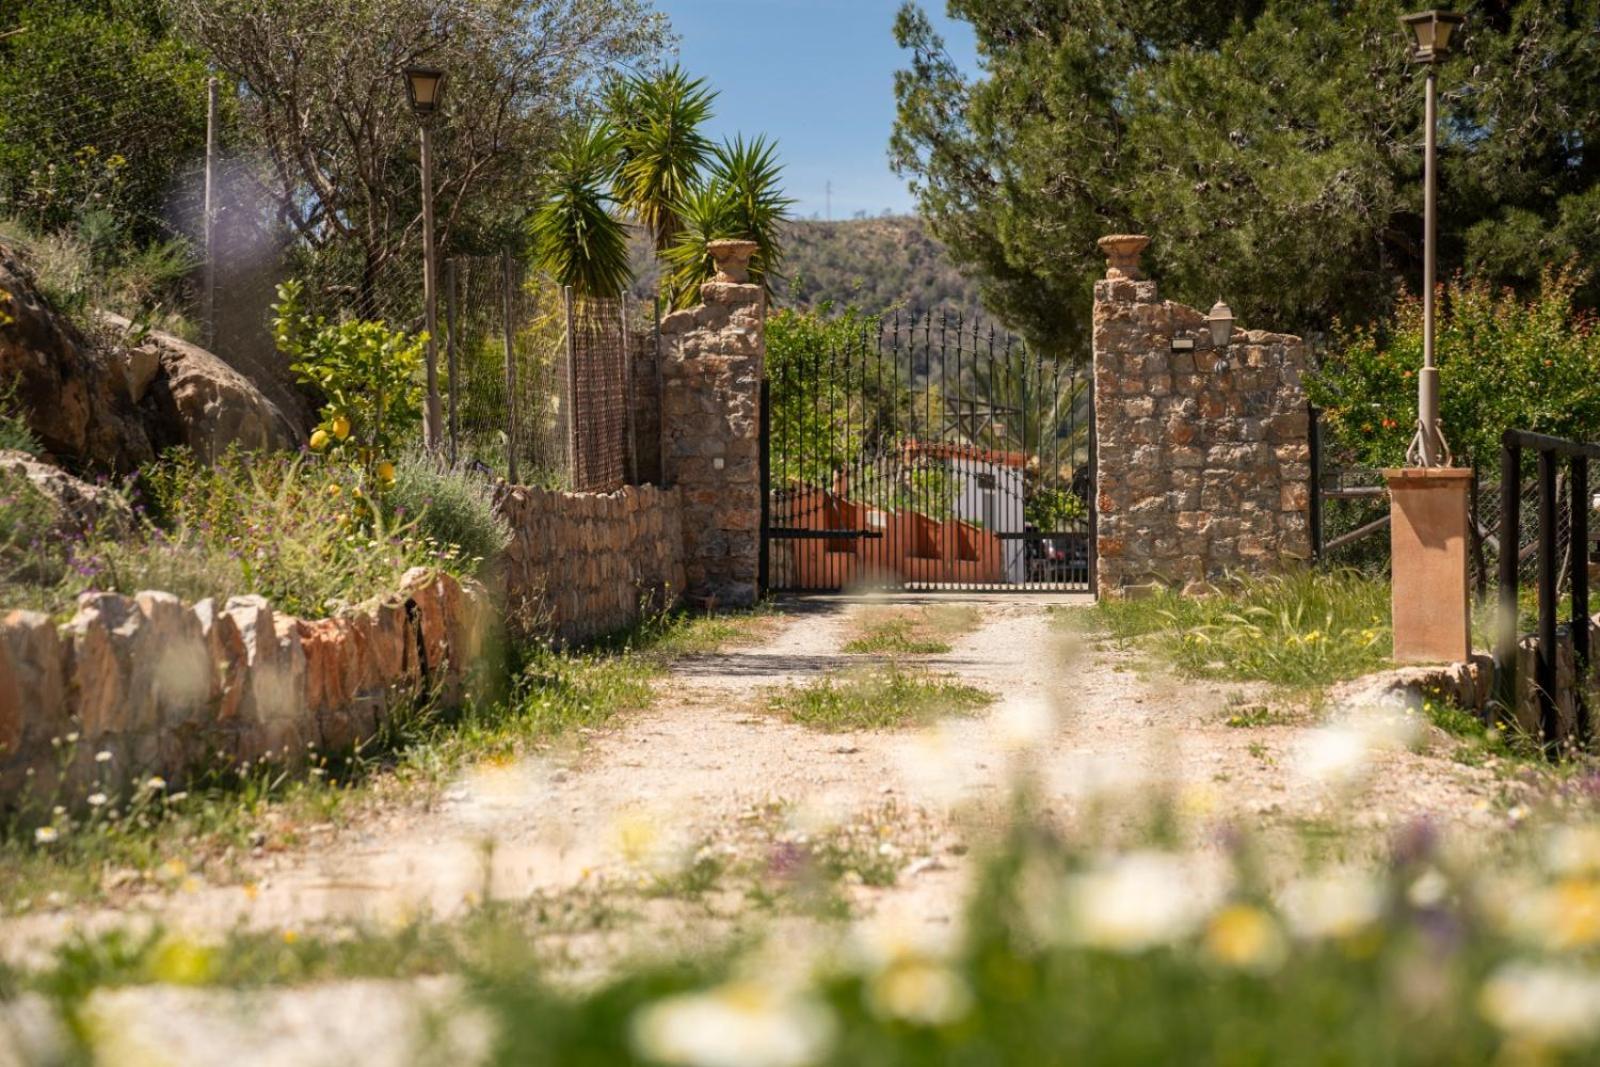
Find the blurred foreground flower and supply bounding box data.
[1479,961,1600,1049]
[1203,903,1287,973]
[867,959,973,1026]
[1061,850,1228,952]
[1278,872,1383,941]
[631,981,835,1067]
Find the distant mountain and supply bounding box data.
[775,215,984,322]
[625,214,986,324]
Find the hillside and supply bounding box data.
[775,215,983,320]
[626,215,984,323]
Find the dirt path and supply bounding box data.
[3,596,1499,972]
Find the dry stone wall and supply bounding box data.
[658,240,765,607]
[1092,235,1312,596]
[0,569,487,802]
[494,483,686,645]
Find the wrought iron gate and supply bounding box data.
[760,313,1093,594]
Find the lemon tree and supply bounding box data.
[272,279,424,482]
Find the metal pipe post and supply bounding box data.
[419,121,443,451]
[445,258,459,467]
[202,76,219,350]
[1417,66,1442,467]
[1494,436,1521,719]
[1538,449,1559,752]
[501,253,520,485]
[1572,456,1591,742]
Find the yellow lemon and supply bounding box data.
[331,415,351,440]
[376,460,396,484]
[326,483,342,498]
[309,428,330,451]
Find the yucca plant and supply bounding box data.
[606,65,717,254]
[529,123,633,298]
[662,135,793,309]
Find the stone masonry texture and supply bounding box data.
[1092,241,1312,597]
[658,277,764,607]
[494,483,686,646]
[0,483,687,806]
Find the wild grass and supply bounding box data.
[842,604,981,655]
[0,608,776,915]
[1092,569,1393,690]
[768,665,992,732]
[24,791,1600,1065]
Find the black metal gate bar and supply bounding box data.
[763,310,1092,595]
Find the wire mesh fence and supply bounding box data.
[440,259,651,491]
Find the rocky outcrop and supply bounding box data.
[100,312,301,462]
[0,242,302,474]
[0,245,155,473]
[0,449,131,536]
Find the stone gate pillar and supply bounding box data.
[1091,234,1312,597]
[658,240,764,607]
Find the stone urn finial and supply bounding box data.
[1097,234,1150,281]
[707,239,759,284]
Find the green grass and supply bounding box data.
[1091,569,1393,690]
[842,604,981,655]
[767,665,993,732]
[0,609,776,915]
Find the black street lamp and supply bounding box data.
[404,66,447,452]
[1400,10,1465,467]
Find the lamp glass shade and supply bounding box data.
[1401,11,1464,60]
[404,67,446,115]
[1207,300,1234,350]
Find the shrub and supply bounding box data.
[272,279,425,475]
[385,450,511,576]
[1309,267,1600,468]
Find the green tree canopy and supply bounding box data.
[0,0,211,243]
[891,0,1600,362]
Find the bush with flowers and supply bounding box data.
[1308,266,1600,469]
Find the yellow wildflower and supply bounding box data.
[1203,904,1287,973]
[326,483,342,498]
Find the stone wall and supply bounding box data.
[1092,235,1312,596]
[494,483,686,645]
[0,569,487,801]
[658,240,765,607]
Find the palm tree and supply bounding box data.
[607,65,717,254]
[528,123,633,298]
[662,135,794,308]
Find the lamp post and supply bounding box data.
[404,66,447,453]
[1401,10,1464,468]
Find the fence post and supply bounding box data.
[758,377,771,599]
[201,75,219,350]
[563,285,578,490]
[501,252,519,486]
[1495,434,1521,723]
[1573,456,1591,743]
[1538,448,1559,753]
[1086,384,1098,597]
[1308,404,1323,562]
[623,299,637,485]
[445,258,459,468]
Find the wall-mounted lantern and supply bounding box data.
[1206,299,1234,351]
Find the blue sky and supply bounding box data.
[652,1,977,220]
